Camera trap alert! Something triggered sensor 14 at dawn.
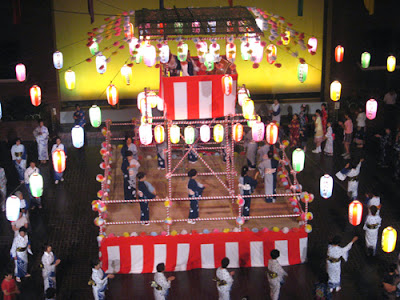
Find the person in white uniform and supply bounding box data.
[51,137,67,184]
[41,245,61,292]
[10,227,32,282]
[270,99,281,125]
[11,138,27,183]
[152,263,175,300]
[33,119,49,164]
[267,249,287,300]
[335,158,364,199]
[363,206,381,256]
[91,259,114,300]
[215,257,234,300]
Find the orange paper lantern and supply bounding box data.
[221,75,233,96]
[232,123,243,142]
[52,149,66,173]
[348,200,363,226]
[106,84,119,106]
[335,45,344,63]
[265,123,278,145]
[30,85,41,106]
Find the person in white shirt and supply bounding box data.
[10,227,32,282]
[152,263,175,300]
[41,245,61,292]
[355,108,367,148]
[267,249,287,300]
[10,138,27,183]
[270,99,281,125]
[51,137,67,184]
[24,161,42,209]
[215,257,234,300]
[91,259,114,300]
[33,119,49,164]
[11,210,28,237]
[335,158,364,199]
[363,206,381,256]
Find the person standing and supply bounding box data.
[0,165,7,210]
[137,172,156,226]
[324,122,334,156]
[375,128,393,167]
[257,141,271,163]
[14,191,28,217]
[24,161,42,209]
[321,103,328,134]
[11,138,26,183]
[156,140,167,170]
[73,104,86,127]
[152,263,175,300]
[11,210,28,237]
[312,110,324,153]
[215,257,234,300]
[33,119,49,164]
[355,107,366,148]
[326,235,358,292]
[383,89,397,131]
[338,113,353,159]
[238,166,257,217]
[41,245,61,292]
[256,151,279,203]
[244,130,257,170]
[382,264,400,300]
[270,99,281,125]
[288,114,300,147]
[10,227,32,282]
[335,158,364,200]
[91,259,114,300]
[121,151,140,201]
[267,249,287,300]
[363,205,381,256]
[1,271,20,300]
[187,169,205,224]
[51,137,67,184]
[121,137,138,161]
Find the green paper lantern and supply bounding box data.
[90,39,99,55]
[89,105,102,128]
[204,53,214,71]
[29,172,43,198]
[361,52,371,69]
[297,63,308,83]
[292,148,305,172]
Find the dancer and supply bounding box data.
[10,227,32,282]
[24,161,42,208]
[11,138,26,183]
[270,99,281,125]
[41,245,61,292]
[137,172,156,226]
[1,271,20,299]
[215,257,234,300]
[156,140,167,170]
[257,141,271,162]
[256,151,278,203]
[73,104,86,127]
[324,122,334,156]
[33,119,49,164]
[321,103,328,134]
[91,259,114,300]
[338,113,353,159]
[326,235,358,292]
[244,130,257,170]
[51,137,66,184]
[121,151,140,200]
[0,165,7,209]
[288,114,300,147]
[11,210,28,237]
[375,128,393,167]
[363,206,381,256]
[312,110,324,153]
[121,136,138,160]
[335,158,364,199]
[267,249,287,300]
[238,166,257,217]
[152,263,175,300]
[187,169,205,224]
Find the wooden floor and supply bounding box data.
[105,144,299,236]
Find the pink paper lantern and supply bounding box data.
[15,63,26,82]
[307,37,318,53]
[143,44,156,67]
[252,121,265,142]
[366,99,377,120]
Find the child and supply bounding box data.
[338,113,353,159]
[152,263,175,300]
[51,137,67,184]
[238,166,257,217]
[312,110,324,153]
[137,172,156,226]
[335,158,364,199]
[121,151,141,200]
[288,114,300,147]
[187,169,205,224]
[215,257,234,300]
[363,205,381,256]
[24,161,41,209]
[1,271,20,300]
[267,249,287,300]
[324,122,334,156]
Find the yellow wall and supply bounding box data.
[53,0,324,101]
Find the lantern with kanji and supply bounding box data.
[89,39,99,55]
[121,65,132,85]
[252,121,265,142]
[320,174,333,199]
[15,63,26,82]
[52,149,66,173]
[144,44,156,67]
[221,75,233,96]
[159,44,170,63]
[154,125,165,144]
[297,64,308,83]
[213,124,224,143]
[204,53,214,71]
[71,125,84,148]
[139,123,153,145]
[241,41,251,61]
[96,53,107,74]
[170,125,180,144]
[184,126,195,145]
[209,43,220,62]
[177,43,188,62]
[6,196,20,221]
[30,85,41,106]
[387,55,396,72]
[106,84,118,106]
[335,45,344,62]
[330,81,341,101]
[232,123,243,142]
[238,88,250,106]
[348,200,363,226]
[307,37,318,53]
[64,70,75,90]
[292,148,305,172]
[361,52,371,69]
[382,226,397,253]
[53,51,63,69]
[366,99,377,120]
[282,31,290,46]
[29,172,43,198]
[226,42,236,63]
[89,105,102,128]
[242,99,254,119]
[266,44,277,64]
[250,41,264,63]
[200,125,210,143]
[265,123,278,145]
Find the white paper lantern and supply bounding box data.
[320,174,333,199]
[144,44,156,67]
[53,51,63,69]
[71,125,84,148]
[250,41,264,63]
[139,123,153,145]
[209,43,220,62]
[15,63,26,82]
[159,44,170,63]
[237,88,250,106]
[200,125,210,143]
[96,53,107,74]
[6,195,20,221]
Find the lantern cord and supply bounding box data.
[96,0,127,12]
[52,9,116,17]
[58,38,89,50]
[275,44,322,72]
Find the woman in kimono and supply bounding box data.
[152,263,175,300]
[11,138,26,183]
[335,158,364,200]
[326,235,358,292]
[41,245,61,292]
[0,165,7,209]
[121,151,140,200]
[33,120,49,164]
[51,137,66,184]
[256,151,279,203]
[10,227,32,282]
[324,122,334,156]
[244,130,257,170]
[288,114,300,147]
[121,137,138,161]
[238,166,257,217]
[267,249,288,300]
[363,206,381,256]
[312,110,324,153]
[270,99,281,125]
[91,260,114,300]
[187,169,205,224]
[215,257,234,300]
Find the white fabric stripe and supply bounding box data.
[130,245,144,274]
[299,237,308,263]
[175,243,190,271]
[201,244,215,269]
[199,81,213,119]
[223,80,237,116]
[107,246,121,273]
[274,240,289,266]
[173,82,188,120]
[153,244,167,273]
[225,242,239,268]
[250,241,264,267]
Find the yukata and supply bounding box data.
[121,142,138,160]
[289,119,300,147]
[42,251,57,292]
[121,159,140,200]
[258,158,278,202]
[33,125,49,161]
[326,241,355,290]
[299,111,308,132]
[257,144,271,162]
[51,143,66,181]
[138,181,155,221]
[74,110,86,127]
[267,258,287,300]
[363,214,381,255]
[0,167,7,207]
[156,141,167,169]
[188,178,205,219]
[215,267,233,300]
[25,166,41,207]
[188,128,199,163]
[11,144,26,182]
[314,116,324,144]
[335,161,362,199]
[11,215,28,237]
[271,103,281,125]
[321,108,328,134]
[153,272,171,300]
[91,268,108,300]
[314,282,332,300]
[244,131,257,169]
[367,196,381,211]
[10,234,31,279]
[239,175,257,216]
[324,126,334,155]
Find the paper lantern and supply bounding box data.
[96,53,107,74]
[266,123,278,145]
[320,174,333,199]
[29,172,43,198]
[64,70,75,90]
[15,63,26,82]
[292,148,305,172]
[387,55,396,72]
[89,105,102,128]
[53,51,63,69]
[154,125,165,144]
[146,92,159,109]
[121,65,132,85]
[297,63,308,83]
[137,92,147,112]
[382,226,397,253]
[177,43,188,62]
[247,115,260,128]
[144,44,156,67]
[106,84,118,106]
[232,123,243,142]
[330,81,341,101]
[237,88,250,106]
[197,41,207,62]
[124,22,134,39]
[89,39,99,55]
[209,43,220,62]
[71,125,84,148]
[184,126,195,145]
[242,99,254,119]
[252,121,265,142]
[52,149,66,173]
[30,85,41,106]
[157,96,164,111]
[159,44,170,63]
[307,37,318,53]
[6,196,20,221]
[348,200,363,226]
[213,124,224,143]
[226,42,236,63]
[221,75,233,96]
[241,41,251,61]
[335,45,344,63]
[170,125,180,144]
[200,125,210,143]
[250,41,264,63]
[139,123,153,145]
[129,37,138,55]
[204,53,214,71]
[281,31,290,46]
[266,44,277,64]
[366,99,377,120]
[0,102,2,120]
[361,52,371,68]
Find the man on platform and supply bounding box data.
[121,151,140,200]
[73,104,86,127]
[256,151,279,203]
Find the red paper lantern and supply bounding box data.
[335,45,344,63]
[348,200,363,226]
[221,75,233,96]
[265,123,278,145]
[52,149,66,173]
[232,123,243,142]
[106,84,119,106]
[30,85,41,106]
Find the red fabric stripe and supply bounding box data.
[188,238,201,270]
[186,79,199,120]
[238,240,251,267]
[142,241,155,273]
[213,241,226,269]
[287,236,301,265]
[212,76,223,118]
[119,243,131,273]
[163,78,175,120]
[100,243,109,272]
[165,239,178,272]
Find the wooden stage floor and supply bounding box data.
[105,144,299,236]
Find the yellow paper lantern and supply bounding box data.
[170,125,180,144]
[64,70,75,90]
[387,55,396,72]
[281,31,290,46]
[330,81,341,101]
[154,125,165,144]
[242,98,255,119]
[232,123,243,142]
[382,226,397,253]
[213,124,224,143]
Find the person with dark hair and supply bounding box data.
[45,287,56,300]
[33,119,49,164]
[42,245,61,293]
[51,136,67,184]
[321,103,328,135]
[366,191,381,212]
[338,113,353,159]
[215,257,234,300]
[10,226,32,282]
[121,150,140,201]
[121,136,138,161]
[288,114,300,147]
[326,235,358,292]
[256,150,279,203]
[323,121,334,156]
[312,110,324,153]
[152,263,175,300]
[314,271,332,300]
[267,249,287,300]
[238,166,257,217]
[11,138,27,183]
[1,270,20,300]
[73,104,86,127]
[11,209,28,237]
[156,140,167,170]
[244,129,257,170]
[91,259,114,300]
[257,141,271,162]
[24,160,42,208]
[270,99,281,125]
[363,205,382,256]
[137,172,156,226]
[382,263,399,300]
[335,158,364,200]
[187,169,205,224]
